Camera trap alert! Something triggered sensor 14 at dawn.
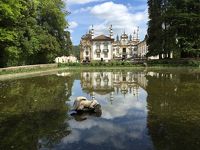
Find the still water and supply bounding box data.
[0,69,200,150]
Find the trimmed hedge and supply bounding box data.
[58,59,200,68]
[147,59,200,67]
[58,60,144,67]
[58,62,81,67]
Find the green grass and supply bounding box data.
[0,66,57,75]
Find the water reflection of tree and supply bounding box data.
[0,111,71,149]
[146,72,200,150]
[0,74,75,149]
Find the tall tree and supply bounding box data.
[147,0,200,59]
[0,0,24,66]
[0,0,72,67]
[171,0,200,57]
[37,0,71,56]
[147,0,164,59]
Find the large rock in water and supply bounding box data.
[73,96,101,113]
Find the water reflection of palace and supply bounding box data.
[81,72,148,99]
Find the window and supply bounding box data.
[96,43,100,49]
[123,76,126,81]
[103,42,109,53]
[116,48,119,54]
[103,42,108,49]
[97,53,100,58]
[103,49,109,53]
[96,43,101,53]
[123,48,126,53]
[104,53,108,58]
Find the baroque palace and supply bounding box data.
[80,25,158,62]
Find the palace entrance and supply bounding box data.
[85,57,90,62]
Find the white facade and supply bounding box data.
[112,32,139,59]
[80,32,140,62]
[91,41,113,62]
[137,40,159,60]
[55,55,77,63]
[137,41,148,58]
[80,25,158,62]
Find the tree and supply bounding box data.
[147,0,164,59]
[37,0,72,57]
[71,45,80,60]
[0,0,72,67]
[147,0,200,59]
[0,0,24,67]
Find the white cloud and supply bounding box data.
[69,21,78,29]
[68,21,78,33]
[73,6,92,14]
[66,118,146,148]
[93,88,147,119]
[62,130,80,144]
[64,109,147,147]
[65,0,106,5]
[90,1,148,39]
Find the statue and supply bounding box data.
[72,96,101,113]
[71,96,102,121]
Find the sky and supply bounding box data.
[63,0,148,45]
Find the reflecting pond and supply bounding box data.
[0,69,200,150]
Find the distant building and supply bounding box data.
[112,29,139,60]
[80,25,114,62]
[55,55,77,63]
[80,25,159,62]
[137,39,159,60]
[80,34,114,62]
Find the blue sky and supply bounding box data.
[63,0,148,45]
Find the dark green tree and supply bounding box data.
[147,0,200,59]
[147,0,164,59]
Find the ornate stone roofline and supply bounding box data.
[92,35,114,41]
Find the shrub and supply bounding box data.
[188,60,200,67]
[147,59,200,67]
[58,62,81,67]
